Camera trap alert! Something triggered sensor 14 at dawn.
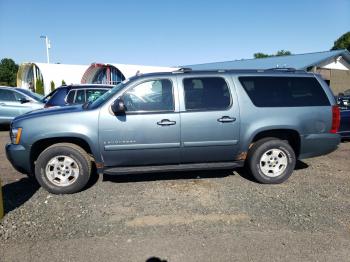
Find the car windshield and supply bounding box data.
[88,80,130,109]
[18,89,44,102]
[42,89,59,103]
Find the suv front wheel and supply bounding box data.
[247,138,296,184]
[35,143,92,194]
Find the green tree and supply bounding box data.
[254,50,292,59]
[331,32,350,52]
[62,80,66,85]
[0,58,18,86]
[35,78,44,95]
[254,52,270,59]
[50,80,55,91]
[276,50,292,56]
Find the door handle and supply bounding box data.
[157,119,176,126]
[217,116,236,123]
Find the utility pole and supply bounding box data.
[40,35,51,64]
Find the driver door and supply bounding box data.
[98,77,181,167]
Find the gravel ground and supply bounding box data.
[0,130,350,261]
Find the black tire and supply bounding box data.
[35,143,91,194]
[246,138,296,184]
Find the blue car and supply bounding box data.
[336,96,350,139]
[339,109,350,139]
[43,84,114,108]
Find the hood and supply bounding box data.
[13,105,84,123]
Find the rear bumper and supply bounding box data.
[299,133,341,159]
[6,143,31,174]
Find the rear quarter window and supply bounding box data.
[239,76,330,107]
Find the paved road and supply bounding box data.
[1,130,350,262]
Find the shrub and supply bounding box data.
[50,80,55,91]
[35,78,44,95]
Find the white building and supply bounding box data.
[81,63,177,85]
[17,62,177,95]
[17,63,88,94]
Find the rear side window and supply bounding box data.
[239,77,330,107]
[183,77,231,111]
[0,89,16,101]
[74,89,86,104]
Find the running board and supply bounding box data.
[104,161,244,175]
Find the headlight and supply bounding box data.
[10,127,22,144]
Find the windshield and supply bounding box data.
[42,89,59,103]
[19,89,44,102]
[89,80,129,109]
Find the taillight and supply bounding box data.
[330,105,340,134]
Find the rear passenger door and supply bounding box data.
[177,75,240,163]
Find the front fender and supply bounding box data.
[30,132,102,163]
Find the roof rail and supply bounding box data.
[172,67,192,73]
[265,67,306,73]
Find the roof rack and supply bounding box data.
[172,67,192,73]
[265,67,306,73]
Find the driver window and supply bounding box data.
[14,91,27,101]
[122,79,174,112]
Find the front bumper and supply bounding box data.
[6,143,32,174]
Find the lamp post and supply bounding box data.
[40,35,51,64]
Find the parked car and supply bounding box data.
[43,84,114,108]
[0,86,44,125]
[336,96,350,139]
[338,109,350,139]
[336,95,350,110]
[6,69,341,194]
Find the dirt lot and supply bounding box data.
[0,130,350,262]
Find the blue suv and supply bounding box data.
[6,69,341,194]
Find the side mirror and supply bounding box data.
[19,98,30,104]
[111,97,126,115]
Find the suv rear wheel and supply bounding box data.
[247,138,296,184]
[35,143,91,194]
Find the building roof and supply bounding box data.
[186,49,350,70]
[81,63,178,84]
